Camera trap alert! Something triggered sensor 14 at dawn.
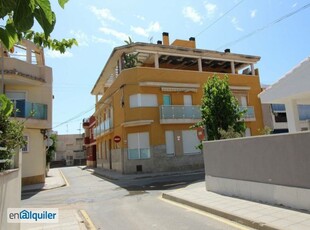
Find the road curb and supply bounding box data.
[79,209,97,230]
[162,193,280,230]
[59,168,70,187]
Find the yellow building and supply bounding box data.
[91,32,264,174]
[1,40,53,185]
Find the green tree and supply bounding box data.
[196,75,246,140]
[0,95,26,170]
[0,0,77,52]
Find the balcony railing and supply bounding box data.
[94,118,112,138]
[240,106,255,121]
[160,105,255,123]
[11,100,47,120]
[160,105,201,123]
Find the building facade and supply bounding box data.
[91,32,264,174]
[83,116,97,167]
[260,57,310,133]
[55,134,86,166]
[1,40,53,185]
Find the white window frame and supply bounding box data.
[128,132,151,160]
[129,94,158,108]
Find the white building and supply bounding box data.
[259,57,310,133]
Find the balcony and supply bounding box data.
[159,105,255,124]
[84,137,90,145]
[159,105,201,124]
[94,118,112,138]
[11,100,47,120]
[240,106,256,121]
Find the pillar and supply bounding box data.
[285,99,300,133]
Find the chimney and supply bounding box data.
[189,37,195,41]
[157,40,162,45]
[224,48,230,53]
[162,32,169,45]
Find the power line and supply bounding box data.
[195,0,245,38]
[216,2,310,50]
[53,105,95,129]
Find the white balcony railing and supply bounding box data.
[160,105,255,123]
[94,118,112,138]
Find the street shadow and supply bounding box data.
[90,170,204,193]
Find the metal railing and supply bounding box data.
[240,106,255,120]
[94,118,112,138]
[12,100,47,120]
[159,105,201,120]
[160,105,255,120]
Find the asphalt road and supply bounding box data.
[22,167,253,230]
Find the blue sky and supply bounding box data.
[47,0,310,134]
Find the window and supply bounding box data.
[274,112,287,123]
[163,95,171,105]
[182,130,200,154]
[129,94,157,108]
[165,131,175,155]
[128,132,150,159]
[22,136,29,152]
[183,95,192,106]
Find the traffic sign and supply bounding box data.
[114,135,121,143]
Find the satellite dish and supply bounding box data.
[44,138,53,147]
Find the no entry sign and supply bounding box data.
[114,135,121,143]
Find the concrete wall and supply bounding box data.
[204,131,310,211]
[21,129,45,185]
[0,150,21,230]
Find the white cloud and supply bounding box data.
[70,30,89,47]
[99,27,129,41]
[231,17,244,32]
[91,36,115,45]
[136,15,145,21]
[131,21,161,37]
[204,2,217,18]
[46,50,73,59]
[250,9,257,18]
[89,6,121,24]
[182,6,203,24]
[292,3,297,8]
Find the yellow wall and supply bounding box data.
[96,67,264,152]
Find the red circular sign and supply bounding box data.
[114,135,121,143]
[197,127,205,141]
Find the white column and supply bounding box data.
[285,99,300,133]
[198,58,202,72]
[231,61,235,74]
[251,64,255,76]
[154,53,159,68]
[26,47,32,63]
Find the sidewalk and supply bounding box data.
[162,182,310,230]
[21,168,89,230]
[22,168,67,193]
